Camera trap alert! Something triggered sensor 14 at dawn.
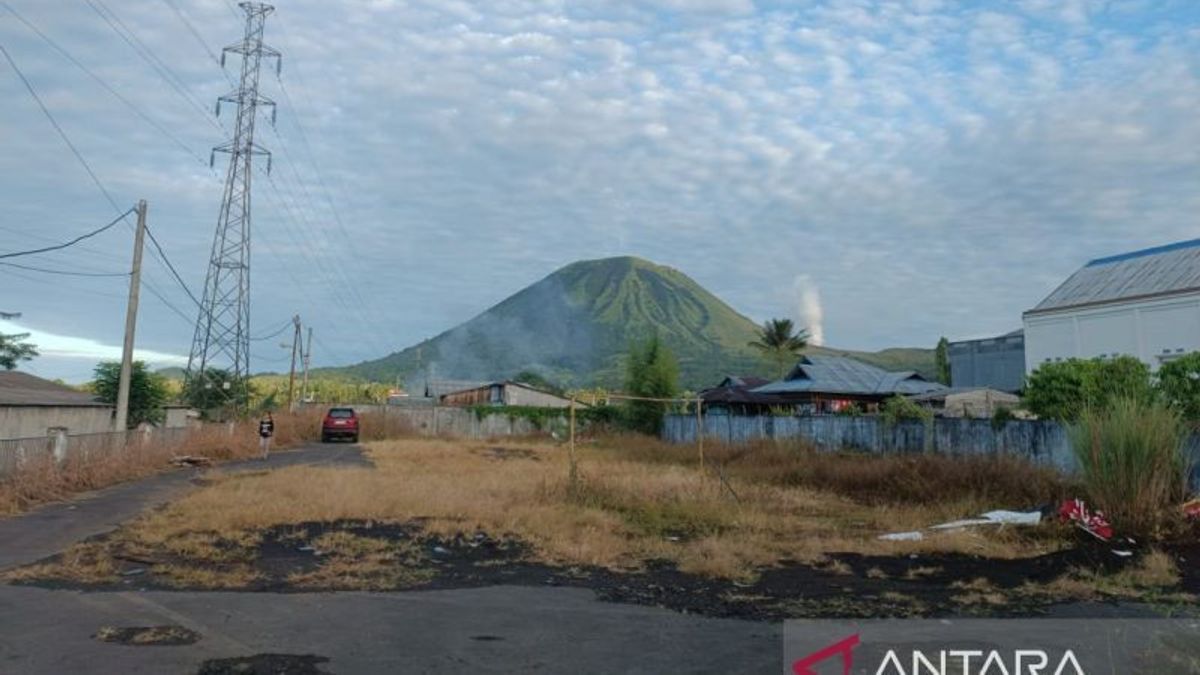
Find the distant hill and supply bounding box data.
[325,256,935,388]
[154,366,186,381]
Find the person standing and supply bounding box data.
[258,412,275,459]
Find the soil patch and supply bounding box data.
[9,520,1197,621]
[196,653,331,675]
[94,625,201,646]
[472,446,540,462]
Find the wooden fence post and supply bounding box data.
[568,397,578,493]
[696,397,704,473]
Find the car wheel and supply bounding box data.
[350,435,359,443]
[321,434,329,443]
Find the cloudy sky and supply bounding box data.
[1,0,1198,382]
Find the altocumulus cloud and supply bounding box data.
[0,0,1197,381]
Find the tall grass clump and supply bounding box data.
[1068,397,1191,538]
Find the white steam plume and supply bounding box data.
[792,275,824,346]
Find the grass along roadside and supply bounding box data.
[0,409,324,515]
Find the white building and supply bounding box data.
[0,371,114,440]
[1023,239,1200,374]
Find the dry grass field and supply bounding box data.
[7,435,1192,617]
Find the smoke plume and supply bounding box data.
[792,275,825,346]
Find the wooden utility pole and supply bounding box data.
[300,326,313,405]
[115,200,147,432]
[696,396,705,472]
[286,314,301,412]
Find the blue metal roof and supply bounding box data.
[1031,237,1200,314]
[751,354,945,397]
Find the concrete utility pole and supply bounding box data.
[286,314,301,412]
[300,325,312,404]
[115,200,148,432]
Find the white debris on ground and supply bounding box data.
[878,509,1043,542]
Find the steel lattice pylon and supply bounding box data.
[187,2,281,412]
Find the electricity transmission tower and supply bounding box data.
[187,2,280,412]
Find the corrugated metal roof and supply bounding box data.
[1030,238,1200,314]
[0,371,109,407]
[751,355,945,396]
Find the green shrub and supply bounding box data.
[1156,352,1200,422]
[880,395,931,426]
[1068,397,1190,539]
[1024,356,1153,422]
[990,405,1016,432]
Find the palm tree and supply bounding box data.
[749,318,810,378]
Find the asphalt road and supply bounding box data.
[0,443,780,674]
[0,443,370,572]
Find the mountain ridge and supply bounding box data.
[322,256,935,388]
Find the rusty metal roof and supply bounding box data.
[0,371,109,407]
[1029,238,1200,314]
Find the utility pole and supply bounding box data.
[286,314,300,412]
[187,2,281,415]
[115,200,147,432]
[300,325,312,405]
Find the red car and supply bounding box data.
[321,407,359,443]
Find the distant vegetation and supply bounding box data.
[0,332,37,370]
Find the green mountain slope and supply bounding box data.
[328,256,934,388]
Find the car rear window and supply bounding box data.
[328,408,355,418]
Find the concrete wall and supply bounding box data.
[663,413,1200,490]
[351,405,543,439]
[0,406,113,440]
[1024,292,1200,374]
[948,333,1025,392]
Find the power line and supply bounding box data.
[0,1,209,168]
[251,319,293,342]
[159,0,222,66]
[84,0,221,132]
[0,43,123,213]
[143,223,201,308]
[0,261,129,278]
[0,208,135,260]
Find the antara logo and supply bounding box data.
[793,634,1088,675]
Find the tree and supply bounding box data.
[624,335,679,435]
[1156,352,1200,422]
[91,361,170,428]
[183,368,253,419]
[512,370,562,395]
[934,336,951,385]
[1023,356,1153,422]
[748,318,809,378]
[0,332,38,370]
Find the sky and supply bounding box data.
[1,0,1198,383]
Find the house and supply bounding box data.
[749,354,946,414]
[439,381,579,409]
[908,387,1020,418]
[424,380,489,400]
[1024,238,1200,373]
[699,376,785,415]
[0,371,113,440]
[948,329,1025,393]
